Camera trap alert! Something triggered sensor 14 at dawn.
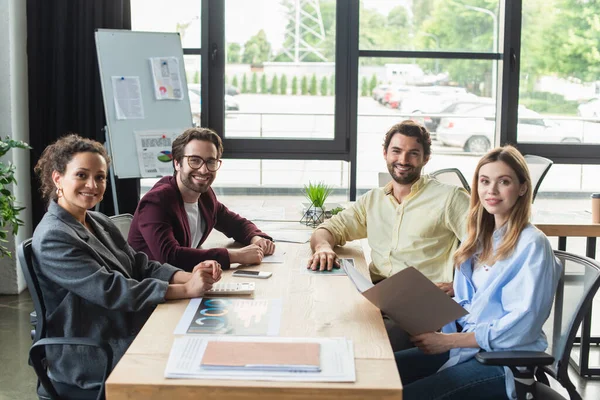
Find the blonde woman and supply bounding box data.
[394,146,561,400]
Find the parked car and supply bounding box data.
[372,84,389,103]
[414,97,495,133]
[577,98,600,120]
[437,105,582,153]
[226,84,240,96]
[397,87,471,115]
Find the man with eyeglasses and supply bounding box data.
[128,127,274,271]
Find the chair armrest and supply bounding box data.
[30,337,113,400]
[476,351,554,368]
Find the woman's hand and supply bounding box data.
[411,332,478,354]
[193,260,222,282]
[184,269,215,298]
[411,332,456,354]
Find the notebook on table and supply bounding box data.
[201,341,321,372]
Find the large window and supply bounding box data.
[515,0,600,162]
[131,0,600,206]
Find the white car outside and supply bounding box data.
[437,105,582,153]
[577,98,600,120]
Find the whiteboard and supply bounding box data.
[95,29,193,178]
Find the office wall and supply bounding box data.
[0,0,31,294]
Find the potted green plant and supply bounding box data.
[300,181,333,227]
[0,137,31,258]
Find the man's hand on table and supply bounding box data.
[307,244,340,271]
[250,236,276,255]
[229,244,264,265]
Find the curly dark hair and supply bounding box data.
[171,127,224,175]
[34,134,111,202]
[382,120,432,158]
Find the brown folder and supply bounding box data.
[362,267,468,335]
[201,341,321,372]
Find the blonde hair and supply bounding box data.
[453,146,532,267]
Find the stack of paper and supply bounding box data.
[165,336,355,382]
[201,341,320,372]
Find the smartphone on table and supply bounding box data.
[232,270,272,279]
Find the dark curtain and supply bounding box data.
[27,0,139,228]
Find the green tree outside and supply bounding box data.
[241,73,248,93]
[280,74,288,94]
[360,76,369,96]
[251,72,258,93]
[193,71,200,84]
[292,76,298,95]
[271,74,279,94]
[301,76,308,95]
[320,76,328,96]
[242,30,272,65]
[260,74,268,93]
[309,74,317,95]
[369,73,378,93]
[232,75,239,89]
[227,42,242,63]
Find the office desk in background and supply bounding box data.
[105,239,403,400]
[533,210,600,377]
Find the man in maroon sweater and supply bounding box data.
[128,128,274,271]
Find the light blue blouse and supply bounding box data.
[440,223,562,399]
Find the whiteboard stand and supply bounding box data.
[104,127,120,215]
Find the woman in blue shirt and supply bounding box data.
[395,145,561,399]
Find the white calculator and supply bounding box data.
[205,282,255,296]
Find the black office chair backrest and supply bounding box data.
[524,154,553,203]
[18,239,113,400]
[543,250,600,399]
[430,168,471,193]
[18,238,46,342]
[108,213,134,240]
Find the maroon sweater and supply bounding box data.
[128,176,270,271]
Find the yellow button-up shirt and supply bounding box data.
[319,175,470,283]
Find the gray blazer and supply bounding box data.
[32,201,181,390]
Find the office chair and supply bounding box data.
[524,154,553,203]
[108,213,134,239]
[430,168,471,193]
[378,172,391,187]
[477,250,600,400]
[19,239,113,400]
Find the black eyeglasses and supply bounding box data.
[183,155,222,172]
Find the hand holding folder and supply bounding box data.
[343,263,468,335]
[201,341,321,372]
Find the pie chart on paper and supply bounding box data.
[157,150,173,163]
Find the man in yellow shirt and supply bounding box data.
[307,120,470,350]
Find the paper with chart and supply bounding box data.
[164,335,355,382]
[134,130,182,177]
[111,76,144,120]
[149,57,184,100]
[174,298,283,336]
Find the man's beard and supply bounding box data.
[180,171,212,193]
[387,163,421,185]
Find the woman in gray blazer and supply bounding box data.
[32,134,221,392]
